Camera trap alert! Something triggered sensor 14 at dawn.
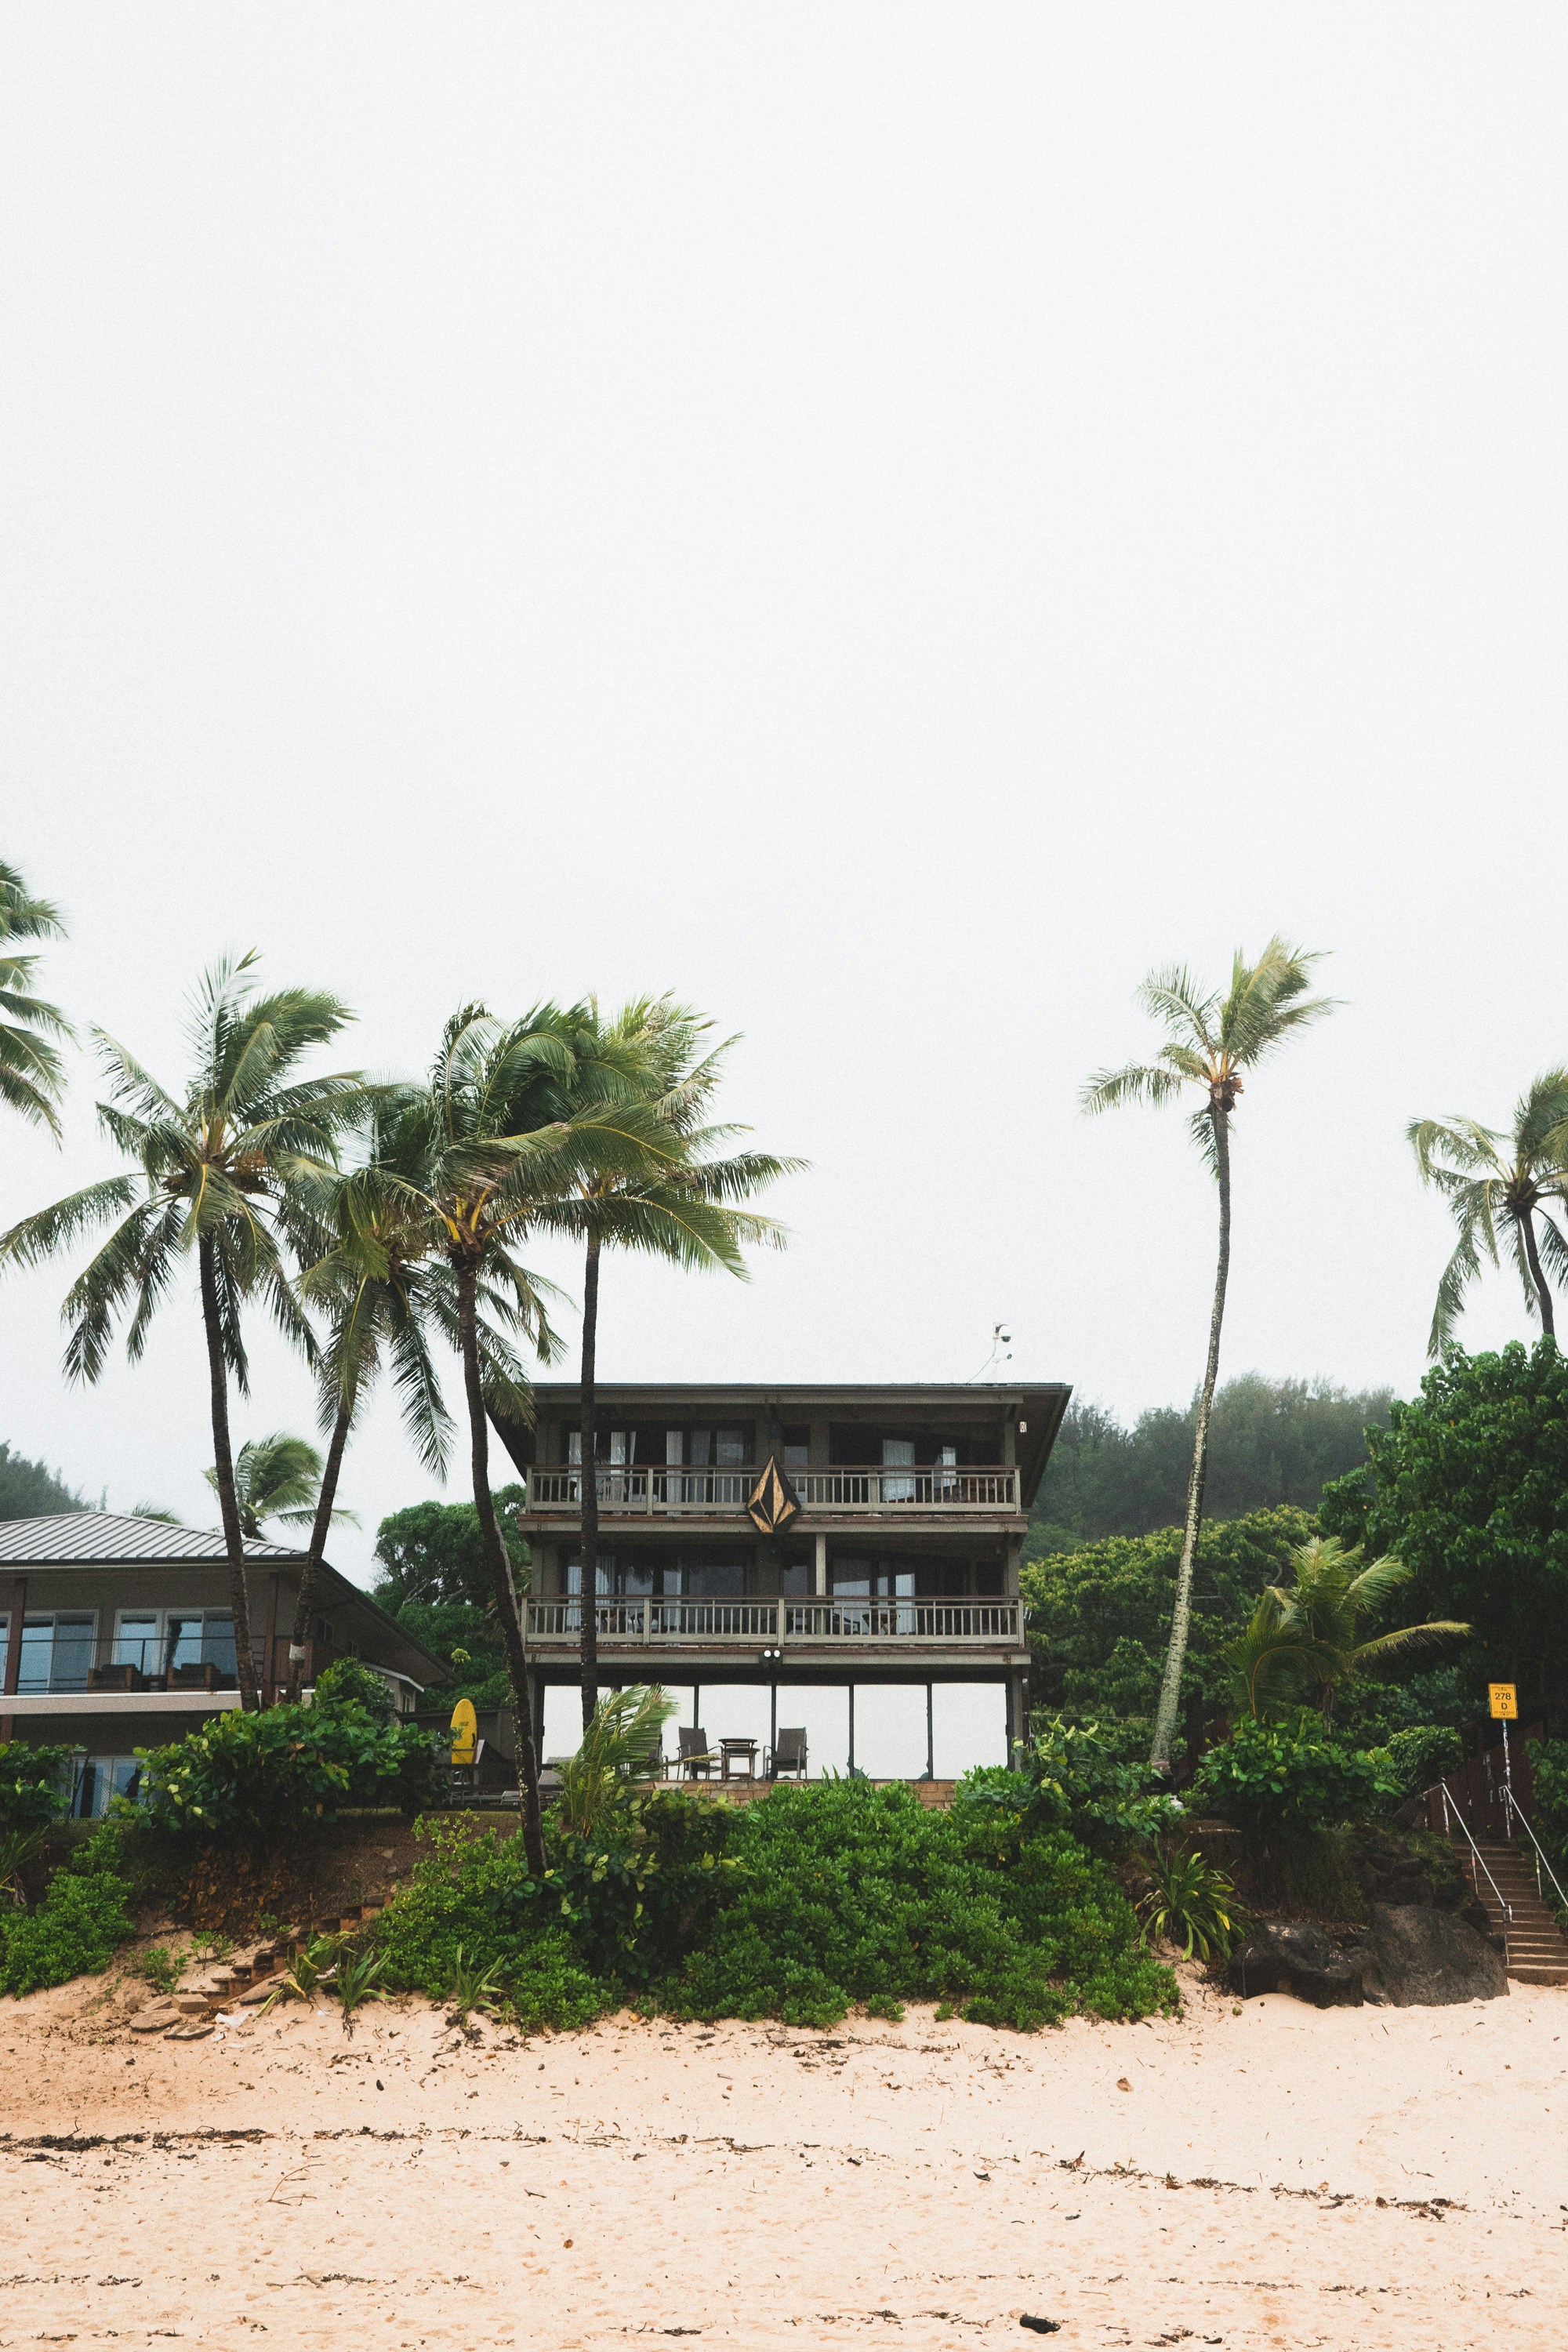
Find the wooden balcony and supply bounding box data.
[521,1465,1021,1517]
[520,1596,1021,1649]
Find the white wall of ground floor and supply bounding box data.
[537,1679,1007,1779]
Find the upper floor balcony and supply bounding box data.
[518,1463,1022,1519]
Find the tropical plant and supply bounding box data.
[0,1440,82,1521]
[0,860,71,1142]
[557,1684,677,1838]
[259,1929,343,2012]
[201,1431,358,1544]
[1083,939,1335,1765]
[136,1697,442,1847]
[312,1654,396,1724]
[548,998,798,1725]
[1133,1844,1249,1963]
[0,1824,46,1909]
[1190,1716,1402,1838]
[0,956,362,1708]
[0,1740,72,1832]
[1225,1534,1469,1726]
[0,1864,136,1994]
[332,1943,389,2031]
[1410,1074,1568,1350]
[136,1944,182,1995]
[383,1004,673,1873]
[1319,1340,1568,1704]
[445,1944,506,2024]
[961,1719,1181,1858]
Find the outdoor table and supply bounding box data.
[719,1737,759,1781]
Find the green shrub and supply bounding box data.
[1190,1719,1402,1839]
[671,1780,1175,2031]
[0,1867,135,1995]
[1384,1725,1464,1797]
[313,1657,397,1726]
[374,1817,607,2032]
[0,1742,72,1834]
[138,1700,443,1847]
[964,1719,1182,1857]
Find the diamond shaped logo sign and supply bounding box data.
[746,1455,802,1535]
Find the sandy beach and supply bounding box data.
[2,1966,1565,2350]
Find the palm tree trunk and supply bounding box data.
[1149,1106,1231,1768]
[1520,1207,1556,1341]
[288,1388,354,1700]
[455,1256,547,1875]
[198,1236,260,1713]
[578,1230,601,1733]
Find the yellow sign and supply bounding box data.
[1489,1682,1518,1721]
[746,1456,802,1537]
[450,1697,478,1763]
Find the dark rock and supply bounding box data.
[1227,1922,1364,2008]
[1359,1903,1508,2006]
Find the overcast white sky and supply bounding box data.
[2,6,1566,1599]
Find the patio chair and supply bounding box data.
[766,1726,808,1780]
[673,1725,719,1780]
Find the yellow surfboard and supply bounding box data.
[450,1696,478,1765]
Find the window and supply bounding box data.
[881,1438,916,1503]
[14,1614,96,1694]
[71,1755,143,1820]
[782,1428,810,1470]
[111,1609,236,1682]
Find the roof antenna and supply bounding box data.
[969,1322,1012,1381]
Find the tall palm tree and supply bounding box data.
[0,861,71,1140]
[390,1006,660,1872]
[1226,1534,1468,1726]
[1410,1073,1568,1352]
[1084,938,1334,1768]
[550,997,799,1728]
[0,955,361,1709]
[283,1098,539,1697]
[202,1430,360,1543]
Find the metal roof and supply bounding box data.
[0,1512,299,1567]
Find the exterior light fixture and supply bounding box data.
[760,1645,783,1665]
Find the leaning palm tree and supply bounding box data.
[549,996,799,1727]
[1226,1534,1469,1726]
[202,1431,361,1544]
[0,955,361,1708]
[0,861,71,1141]
[389,1006,662,1872]
[1410,1073,1568,1352]
[1084,938,1335,1767]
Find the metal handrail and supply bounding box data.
[1503,1786,1568,1914]
[1431,1780,1513,1931]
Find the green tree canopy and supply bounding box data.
[1022,1507,1316,1751]
[1030,1376,1392,1555]
[372,1489,528,1613]
[0,1441,82,1521]
[1319,1339,1568,1712]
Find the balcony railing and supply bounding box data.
[520,1597,1021,1646]
[522,1465,1020,1515]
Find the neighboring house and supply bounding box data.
[493,1381,1069,1768]
[0,1512,448,1816]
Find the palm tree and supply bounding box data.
[1083,938,1335,1768]
[550,997,799,1728]
[1226,1534,1468,1726]
[390,1006,660,1873]
[0,955,361,1709]
[282,1097,535,1697]
[0,861,71,1140]
[1410,1073,1568,1352]
[202,1431,361,1544]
